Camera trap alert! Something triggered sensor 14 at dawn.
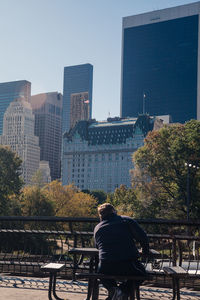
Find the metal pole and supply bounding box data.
[143,92,145,114]
[186,166,190,221]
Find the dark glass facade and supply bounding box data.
[121,15,198,123]
[62,64,93,133]
[0,80,31,134]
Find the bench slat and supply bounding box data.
[75,272,153,281]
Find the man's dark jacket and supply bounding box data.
[94,214,149,262]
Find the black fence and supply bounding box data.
[0,216,199,289]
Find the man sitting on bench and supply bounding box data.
[94,203,149,300]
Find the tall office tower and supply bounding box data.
[62,115,166,193]
[30,92,63,180]
[0,80,31,135]
[62,64,93,133]
[70,92,90,129]
[0,98,40,185]
[121,2,200,123]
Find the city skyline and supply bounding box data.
[0,0,196,122]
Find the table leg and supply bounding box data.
[175,278,180,300]
[129,282,135,300]
[48,273,54,300]
[172,278,176,300]
[92,279,99,300]
[52,273,64,300]
[135,284,140,300]
[85,257,95,300]
[72,254,77,280]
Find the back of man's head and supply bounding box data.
[98,203,116,220]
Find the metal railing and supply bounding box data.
[0,216,199,288]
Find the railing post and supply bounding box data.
[172,236,177,267]
[177,240,183,266]
[69,222,78,281]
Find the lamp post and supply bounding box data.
[184,162,199,220]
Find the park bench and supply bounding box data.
[40,262,191,300]
[75,268,191,300]
[75,272,153,300]
[40,261,152,300]
[41,241,199,300]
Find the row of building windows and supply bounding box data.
[71,153,133,161]
[89,128,132,134]
[71,168,129,176]
[66,140,142,151]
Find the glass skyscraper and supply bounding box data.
[121,2,200,123]
[0,80,31,135]
[62,63,93,133]
[30,92,63,181]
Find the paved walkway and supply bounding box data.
[0,275,200,300]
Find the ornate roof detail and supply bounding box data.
[63,115,159,145]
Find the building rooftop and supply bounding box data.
[123,1,200,28]
[63,115,159,146]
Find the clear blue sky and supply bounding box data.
[0,0,197,121]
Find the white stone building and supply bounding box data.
[0,97,40,185]
[62,115,165,193]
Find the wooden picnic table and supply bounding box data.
[68,247,162,272]
[68,247,161,300]
[68,247,161,266]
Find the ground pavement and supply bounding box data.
[0,275,200,300]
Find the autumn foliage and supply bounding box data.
[43,181,97,217]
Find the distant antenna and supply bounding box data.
[108,111,111,117]
[143,92,146,115]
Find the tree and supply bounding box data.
[8,194,22,216]
[0,146,23,215]
[82,189,107,205]
[132,120,200,219]
[43,181,97,217]
[20,185,54,216]
[107,185,139,217]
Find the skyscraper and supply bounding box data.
[121,2,200,123]
[30,92,63,181]
[0,80,31,135]
[62,64,93,133]
[70,92,90,129]
[0,98,40,185]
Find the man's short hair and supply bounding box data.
[98,203,116,220]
